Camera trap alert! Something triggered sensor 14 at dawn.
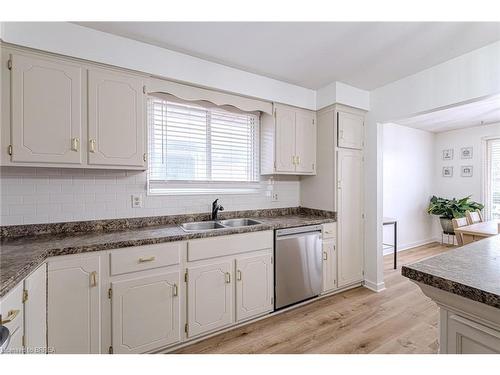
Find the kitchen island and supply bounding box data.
[402,235,500,354]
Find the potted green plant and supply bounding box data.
[427,195,484,234]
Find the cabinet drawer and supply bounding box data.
[110,242,183,276]
[0,282,24,334]
[322,223,336,239]
[187,231,273,262]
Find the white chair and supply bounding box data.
[452,217,469,246]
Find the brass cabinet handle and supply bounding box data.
[0,309,20,324]
[173,283,178,297]
[71,137,80,152]
[236,270,242,281]
[138,256,155,263]
[323,251,328,261]
[225,272,231,284]
[90,271,98,287]
[89,139,96,153]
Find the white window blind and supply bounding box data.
[486,138,500,220]
[148,96,260,194]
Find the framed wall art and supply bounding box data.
[442,149,454,161]
[461,165,473,177]
[442,166,453,177]
[460,147,473,159]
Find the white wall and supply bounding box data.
[434,122,500,209]
[365,40,500,292]
[316,81,370,111]
[382,123,435,253]
[0,168,300,225]
[0,22,316,111]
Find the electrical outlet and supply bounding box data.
[272,192,279,202]
[131,194,143,208]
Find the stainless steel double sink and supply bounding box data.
[180,218,262,232]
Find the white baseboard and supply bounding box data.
[382,237,440,255]
[363,279,386,292]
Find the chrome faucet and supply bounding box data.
[211,199,224,221]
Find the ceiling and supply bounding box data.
[393,95,500,133]
[75,22,500,90]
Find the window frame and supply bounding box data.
[483,136,500,220]
[147,96,262,196]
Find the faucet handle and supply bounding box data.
[219,205,224,211]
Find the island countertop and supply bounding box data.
[402,235,500,309]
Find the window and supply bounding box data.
[485,138,500,220]
[148,96,260,194]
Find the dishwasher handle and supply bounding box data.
[276,225,323,238]
[276,231,322,241]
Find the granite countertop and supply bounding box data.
[0,213,334,298]
[402,235,500,309]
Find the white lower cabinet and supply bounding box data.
[24,264,47,354]
[0,283,24,354]
[48,255,101,354]
[322,238,337,293]
[186,261,234,338]
[446,313,500,354]
[111,271,181,354]
[235,254,273,322]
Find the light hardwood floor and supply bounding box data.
[174,242,453,354]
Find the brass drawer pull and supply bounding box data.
[90,271,98,287]
[225,272,231,284]
[89,139,96,153]
[173,283,178,297]
[236,270,242,281]
[323,251,328,261]
[71,137,80,152]
[0,309,20,324]
[138,256,156,263]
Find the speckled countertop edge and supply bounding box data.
[401,236,500,310]
[1,213,335,297]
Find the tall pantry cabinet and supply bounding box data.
[301,104,366,290]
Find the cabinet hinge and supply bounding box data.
[22,289,28,303]
[7,59,12,70]
[108,288,112,299]
[22,335,25,347]
[7,145,12,156]
[108,346,113,354]
[273,161,277,170]
[143,153,147,162]
[184,323,188,334]
[143,85,146,94]
[273,109,277,119]
[312,119,315,125]
[184,271,188,283]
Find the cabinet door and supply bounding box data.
[24,264,47,354]
[10,53,83,164]
[235,254,273,322]
[447,314,500,354]
[295,110,316,174]
[337,149,364,287]
[0,283,24,354]
[88,68,146,168]
[111,272,181,354]
[274,104,296,172]
[48,256,101,354]
[337,110,364,150]
[322,238,337,293]
[187,261,233,337]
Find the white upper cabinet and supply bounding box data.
[235,254,273,322]
[261,103,316,175]
[88,68,146,168]
[274,105,296,172]
[295,109,317,173]
[10,53,83,164]
[337,110,364,150]
[111,271,181,354]
[2,46,147,170]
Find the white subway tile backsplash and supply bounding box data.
[1,167,301,225]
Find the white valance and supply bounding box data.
[147,78,273,115]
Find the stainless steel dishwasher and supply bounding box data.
[274,225,323,310]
